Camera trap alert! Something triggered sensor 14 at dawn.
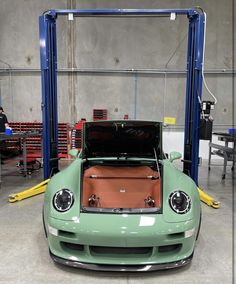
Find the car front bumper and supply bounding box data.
[45,213,199,269]
[50,250,193,272]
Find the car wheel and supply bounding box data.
[196,213,201,240]
[42,207,48,238]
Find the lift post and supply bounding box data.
[39,15,59,179]
[39,8,204,184]
[183,12,205,182]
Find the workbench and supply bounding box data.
[208,132,235,179]
[0,131,41,184]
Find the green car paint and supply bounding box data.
[43,121,201,271]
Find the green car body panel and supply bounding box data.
[43,121,201,271]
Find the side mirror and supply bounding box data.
[69,149,79,158]
[169,151,182,162]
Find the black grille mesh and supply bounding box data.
[90,246,152,255]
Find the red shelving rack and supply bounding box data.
[93,109,107,121]
[7,122,70,158]
[71,119,86,151]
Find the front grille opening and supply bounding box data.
[58,230,76,238]
[158,244,182,253]
[61,242,84,251]
[90,246,152,255]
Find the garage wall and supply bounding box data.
[0,0,234,130]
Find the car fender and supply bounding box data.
[44,158,82,222]
[161,160,201,224]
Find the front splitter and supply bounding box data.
[50,250,193,272]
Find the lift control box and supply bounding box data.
[199,118,213,140]
[199,101,214,140]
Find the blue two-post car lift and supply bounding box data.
[39,8,205,185]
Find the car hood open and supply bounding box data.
[82,120,162,159]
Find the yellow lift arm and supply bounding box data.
[8,179,50,203]
[198,187,220,209]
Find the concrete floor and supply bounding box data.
[0,159,234,284]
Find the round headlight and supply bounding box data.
[53,189,74,212]
[169,191,191,214]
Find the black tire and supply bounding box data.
[42,207,48,238]
[196,213,202,240]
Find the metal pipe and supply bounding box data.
[67,0,77,124]
[163,125,233,131]
[164,124,233,127]
[0,68,235,74]
[134,73,138,119]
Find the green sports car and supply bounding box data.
[43,120,201,271]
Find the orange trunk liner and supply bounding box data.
[82,165,161,208]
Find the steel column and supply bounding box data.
[39,15,59,179]
[183,13,205,183]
